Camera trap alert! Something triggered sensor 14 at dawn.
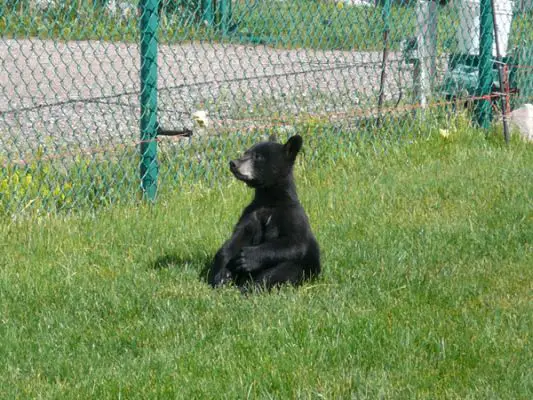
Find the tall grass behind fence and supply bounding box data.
[0,0,532,216]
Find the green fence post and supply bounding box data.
[219,0,231,35]
[202,0,214,26]
[475,0,493,128]
[140,0,159,201]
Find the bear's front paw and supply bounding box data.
[210,268,233,287]
[229,247,258,274]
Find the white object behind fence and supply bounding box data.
[456,0,514,57]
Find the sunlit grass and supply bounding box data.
[1,125,532,398]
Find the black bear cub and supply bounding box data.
[208,135,321,290]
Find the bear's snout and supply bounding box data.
[230,158,254,181]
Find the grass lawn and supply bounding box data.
[1,127,532,398]
[1,1,531,51]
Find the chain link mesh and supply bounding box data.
[1,0,531,215]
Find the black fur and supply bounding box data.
[208,135,321,291]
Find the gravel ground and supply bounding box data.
[0,38,442,162]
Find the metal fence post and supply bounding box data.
[219,0,231,35]
[202,0,214,26]
[476,0,494,128]
[377,0,391,126]
[140,0,159,201]
[415,0,437,109]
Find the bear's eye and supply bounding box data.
[253,153,264,161]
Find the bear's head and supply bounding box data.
[229,135,303,188]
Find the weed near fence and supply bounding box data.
[0,108,484,217]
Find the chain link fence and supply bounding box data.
[1,0,532,215]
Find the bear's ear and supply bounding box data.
[284,135,303,160]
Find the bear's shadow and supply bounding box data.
[149,253,212,284]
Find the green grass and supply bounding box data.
[1,1,531,51]
[0,109,483,215]
[1,125,532,398]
